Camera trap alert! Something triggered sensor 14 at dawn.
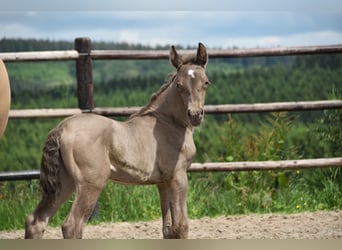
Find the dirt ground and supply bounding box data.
[1,210,341,239]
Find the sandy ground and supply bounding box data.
[1,210,341,239]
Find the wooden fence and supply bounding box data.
[0,38,342,181]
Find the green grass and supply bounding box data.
[1,168,341,231]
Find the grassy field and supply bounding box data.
[0,166,341,231]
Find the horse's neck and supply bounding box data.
[153,84,191,129]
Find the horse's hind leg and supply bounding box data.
[25,171,74,239]
[61,181,106,239]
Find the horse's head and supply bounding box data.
[170,43,209,127]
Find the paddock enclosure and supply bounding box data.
[0,38,341,181]
[1,210,342,239]
[1,38,342,239]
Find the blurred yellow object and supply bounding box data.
[0,59,11,138]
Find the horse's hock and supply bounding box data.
[0,59,11,138]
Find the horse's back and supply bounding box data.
[56,113,114,147]
[56,113,112,130]
[0,59,11,138]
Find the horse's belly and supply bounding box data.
[109,163,162,185]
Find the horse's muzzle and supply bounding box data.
[187,108,204,127]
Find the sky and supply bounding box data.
[0,0,342,48]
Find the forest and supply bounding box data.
[0,38,341,230]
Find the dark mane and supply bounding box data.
[129,73,177,119]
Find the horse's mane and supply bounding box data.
[129,73,177,119]
[129,54,198,119]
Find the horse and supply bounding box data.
[25,43,209,239]
[0,59,11,138]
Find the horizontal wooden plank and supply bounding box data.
[204,100,342,114]
[1,158,342,181]
[1,44,341,62]
[0,50,79,62]
[9,108,82,119]
[207,44,342,58]
[189,158,342,172]
[8,100,342,119]
[91,44,342,60]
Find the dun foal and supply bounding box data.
[25,43,209,239]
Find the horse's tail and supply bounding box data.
[39,128,63,204]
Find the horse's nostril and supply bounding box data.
[188,109,204,118]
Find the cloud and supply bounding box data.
[280,31,342,47]
[0,11,341,48]
[206,30,342,48]
[2,0,342,11]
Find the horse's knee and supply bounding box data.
[24,214,45,239]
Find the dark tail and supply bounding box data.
[39,128,63,204]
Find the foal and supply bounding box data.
[25,43,209,239]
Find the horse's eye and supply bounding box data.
[204,81,210,87]
[176,82,182,89]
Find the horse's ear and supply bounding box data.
[170,45,183,69]
[196,42,208,67]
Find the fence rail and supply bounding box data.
[1,158,341,181]
[1,44,342,62]
[189,157,342,172]
[8,100,342,119]
[1,38,342,181]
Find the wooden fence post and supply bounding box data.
[75,37,94,111]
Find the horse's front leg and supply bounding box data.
[157,184,173,238]
[157,171,189,239]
